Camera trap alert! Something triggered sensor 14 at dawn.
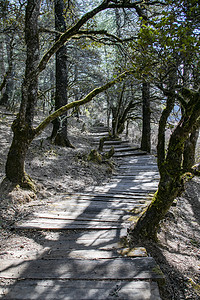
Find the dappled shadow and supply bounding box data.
[140,178,200,300]
[0,138,162,299]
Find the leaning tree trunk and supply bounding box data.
[140,81,151,153]
[5,0,41,188]
[50,0,73,148]
[130,119,188,240]
[129,88,200,241]
[183,128,199,171]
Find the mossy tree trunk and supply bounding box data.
[130,87,200,241]
[5,119,35,188]
[183,128,199,171]
[5,0,41,188]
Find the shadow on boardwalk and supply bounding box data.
[0,155,163,299]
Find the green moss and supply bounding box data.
[188,278,200,295]
[152,266,164,276]
[21,173,37,193]
[87,149,102,164]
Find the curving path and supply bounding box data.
[0,127,164,299]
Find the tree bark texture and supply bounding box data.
[130,88,200,240]
[51,0,73,147]
[141,81,151,152]
[183,128,199,171]
[157,95,175,171]
[6,0,41,186]
[111,83,125,137]
[0,37,14,105]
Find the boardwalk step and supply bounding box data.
[106,147,140,152]
[103,144,131,149]
[0,280,162,300]
[1,131,163,300]
[93,140,129,145]
[0,257,164,281]
[1,247,148,260]
[114,151,147,157]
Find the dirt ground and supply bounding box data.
[0,107,200,300]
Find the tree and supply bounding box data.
[0,0,26,108]
[129,0,200,240]
[50,0,74,147]
[140,80,151,152]
[130,87,200,241]
[0,36,15,106]
[5,0,155,188]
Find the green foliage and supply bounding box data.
[128,0,200,85]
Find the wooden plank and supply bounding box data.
[1,242,124,259]
[38,207,144,217]
[90,189,157,196]
[92,183,158,191]
[15,216,131,227]
[32,212,135,222]
[112,147,141,152]
[93,140,129,145]
[29,214,129,223]
[14,221,126,230]
[40,229,127,241]
[85,188,155,195]
[1,249,121,260]
[65,192,149,199]
[0,257,164,280]
[0,280,161,300]
[118,166,158,170]
[118,165,158,169]
[44,229,127,241]
[115,173,159,177]
[56,194,148,202]
[42,201,144,210]
[14,224,121,230]
[2,248,148,261]
[103,144,130,149]
[114,151,147,157]
[109,178,158,183]
[32,206,141,217]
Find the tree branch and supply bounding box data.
[36,0,160,75]
[33,70,132,137]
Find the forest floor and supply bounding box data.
[0,106,200,300]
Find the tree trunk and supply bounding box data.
[0,37,14,106]
[129,88,200,241]
[183,128,199,171]
[141,81,151,152]
[50,0,73,148]
[5,119,35,189]
[5,0,41,188]
[111,83,125,137]
[130,120,187,240]
[157,95,175,170]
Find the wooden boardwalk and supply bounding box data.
[0,128,164,299]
